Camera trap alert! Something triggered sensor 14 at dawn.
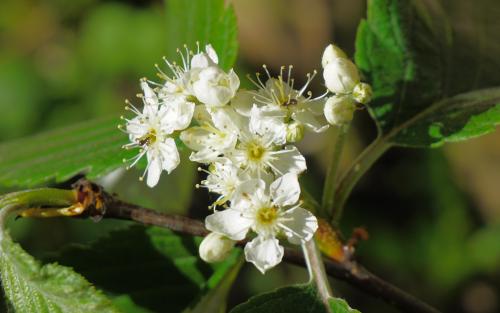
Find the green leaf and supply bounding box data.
[0,233,121,313]
[0,189,120,312]
[329,298,361,313]
[0,116,133,187]
[44,226,242,313]
[230,284,360,313]
[165,0,238,71]
[355,0,500,147]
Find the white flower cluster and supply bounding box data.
[120,43,370,273]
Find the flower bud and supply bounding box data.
[323,58,360,94]
[192,67,240,107]
[286,122,305,143]
[324,95,356,126]
[352,82,373,104]
[321,44,347,68]
[199,232,236,263]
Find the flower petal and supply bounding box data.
[269,145,307,175]
[205,209,252,241]
[279,207,318,244]
[244,237,284,274]
[292,110,329,133]
[270,173,300,207]
[159,138,180,173]
[231,179,266,212]
[146,153,162,188]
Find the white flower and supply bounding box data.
[321,43,347,68]
[180,107,239,163]
[198,158,245,206]
[236,66,328,141]
[324,95,356,126]
[191,44,219,68]
[228,128,307,179]
[199,232,236,263]
[122,80,194,187]
[323,58,360,94]
[205,173,318,273]
[192,66,240,107]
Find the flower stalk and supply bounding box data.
[303,239,333,312]
[321,124,349,219]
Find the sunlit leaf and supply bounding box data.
[355,0,500,147]
[165,0,238,71]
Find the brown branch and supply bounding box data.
[71,179,440,313]
[98,198,440,313]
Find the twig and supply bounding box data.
[97,190,441,313]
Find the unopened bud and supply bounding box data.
[199,232,236,263]
[321,44,348,68]
[352,82,373,104]
[286,122,305,143]
[324,95,356,126]
[323,58,360,94]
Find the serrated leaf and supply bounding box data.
[355,0,500,147]
[0,116,132,187]
[165,0,238,71]
[230,284,360,313]
[44,226,242,313]
[0,233,120,313]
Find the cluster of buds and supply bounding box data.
[322,44,372,126]
[120,43,371,273]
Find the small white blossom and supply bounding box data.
[321,43,347,68]
[324,95,356,126]
[122,80,194,187]
[235,66,328,142]
[205,173,318,273]
[323,58,360,94]
[228,128,307,179]
[192,66,240,107]
[199,232,236,263]
[180,107,240,163]
[198,158,245,206]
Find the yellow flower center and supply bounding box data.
[247,141,266,161]
[256,207,278,225]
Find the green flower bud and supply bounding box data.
[324,95,356,126]
[352,82,373,104]
[286,122,305,143]
[199,232,235,263]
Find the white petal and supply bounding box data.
[244,237,284,274]
[292,110,329,133]
[270,173,300,207]
[205,209,253,241]
[269,146,307,175]
[141,80,158,107]
[146,153,162,187]
[231,179,267,212]
[179,127,211,151]
[159,138,180,173]
[321,44,347,68]
[205,44,219,64]
[232,89,255,116]
[279,207,318,244]
[169,101,195,130]
[323,58,360,94]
